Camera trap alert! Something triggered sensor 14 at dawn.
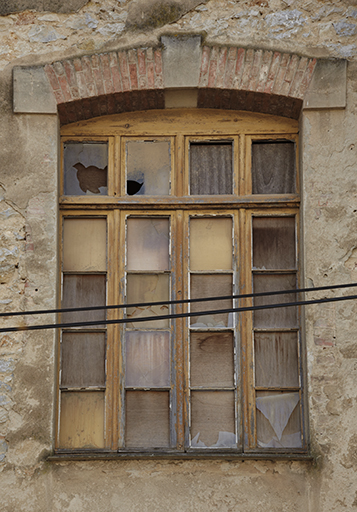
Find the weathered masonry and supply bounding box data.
[1,1,357,511]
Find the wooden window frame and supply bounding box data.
[56,109,308,458]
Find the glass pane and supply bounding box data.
[253,217,295,270]
[190,332,234,388]
[256,391,302,448]
[253,274,297,328]
[61,332,106,388]
[125,391,170,448]
[191,274,232,328]
[127,218,169,271]
[126,331,170,387]
[126,140,171,196]
[190,142,233,195]
[62,274,106,326]
[126,274,169,329]
[59,391,105,448]
[252,141,295,194]
[191,391,235,448]
[63,218,106,272]
[63,142,108,195]
[254,332,299,388]
[190,217,232,271]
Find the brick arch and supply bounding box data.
[44,46,316,125]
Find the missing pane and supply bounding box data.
[63,142,108,195]
[252,141,295,194]
[126,140,171,196]
[190,142,233,195]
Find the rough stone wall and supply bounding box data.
[0,1,357,511]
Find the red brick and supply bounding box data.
[81,56,97,97]
[53,61,65,76]
[63,60,77,88]
[109,53,122,93]
[44,64,61,91]
[92,65,105,96]
[73,58,82,73]
[215,47,228,88]
[118,51,131,91]
[247,49,262,91]
[154,50,163,88]
[289,57,308,97]
[137,49,147,90]
[76,71,88,98]
[256,50,273,93]
[207,46,219,87]
[147,59,155,89]
[199,46,211,87]
[280,54,300,96]
[223,47,237,88]
[58,74,72,102]
[264,52,281,94]
[91,54,100,69]
[297,58,317,99]
[100,54,114,95]
[233,48,245,89]
[129,63,138,90]
[240,49,255,90]
[272,53,290,95]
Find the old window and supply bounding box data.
[57,109,305,455]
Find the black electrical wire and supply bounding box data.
[1,282,357,319]
[1,292,357,333]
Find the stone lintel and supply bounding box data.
[13,66,57,114]
[303,59,347,110]
[161,35,202,88]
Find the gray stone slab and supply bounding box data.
[161,35,202,88]
[0,0,89,15]
[13,66,57,114]
[303,59,347,110]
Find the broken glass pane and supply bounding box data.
[254,332,299,388]
[59,391,105,449]
[190,217,233,271]
[190,142,233,195]
[256,391,302,448]
[191,391,235,448]
[63,218,106,272]
[252,141,295,194]
[126,140,171,196]
[126,274,169,329]
[253,273,297,328]
[61,332,106,388]
[63,142,108,195]
[127,218,170,271]
[253,217,295,270]
[125,331,170,387]
[190,274,233,328]
[125,391,170,448]
[62,274,106,326]
[190,332,234,388]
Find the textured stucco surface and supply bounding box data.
[1,1,357,511]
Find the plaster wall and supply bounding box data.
[0,1,357,511]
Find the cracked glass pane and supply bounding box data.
[127,218,170,271]
[126,140,171,196]
[191,391,235,448]
[126,274,169,329]
[125,331,170,388]
[190,332,234,388]
[190,274,233,328]
[256,391,302,448]
[63,142,108,195]
[190,217,232,271]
